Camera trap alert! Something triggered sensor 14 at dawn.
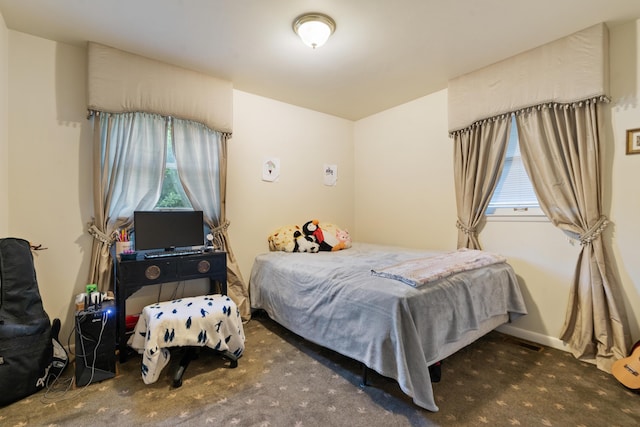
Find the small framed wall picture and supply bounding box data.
[626,128,640,154]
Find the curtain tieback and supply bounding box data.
[210,220,230,234]
[579,216,609,246]
[456,220,477,236]
[208,220,230,249]
[88,223,116,246]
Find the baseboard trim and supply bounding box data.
[496,324,569,353]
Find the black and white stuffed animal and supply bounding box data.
[292,230,320,253]
[302,219,334,251]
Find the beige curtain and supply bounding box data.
[87,112,167,292]
[515,99,631,371]
[453,116,512,249]
[448,23,608,134]
[217,134,250,320]
[172,119,250,320]
[88,42,233,133]
[86,43,239,303]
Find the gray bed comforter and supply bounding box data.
[249,243,527,411]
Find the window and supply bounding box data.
[486,116,545,220]
[155,122,192,209]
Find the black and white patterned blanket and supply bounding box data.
[128,294,245,384]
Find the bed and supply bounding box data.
[249,242,527,412]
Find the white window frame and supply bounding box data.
[486,116,547,222]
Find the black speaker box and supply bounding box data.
[75,302,116,387]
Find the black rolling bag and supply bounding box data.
[0,237,52,406]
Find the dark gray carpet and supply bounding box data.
[1,314,638,426]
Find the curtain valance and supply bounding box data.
[448,23,608,134]
[87,42,233,134]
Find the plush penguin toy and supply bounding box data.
[292,230,320,253]
[302,219,348,252]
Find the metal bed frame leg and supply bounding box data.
[360,363,369,387]
[358,361,441,389]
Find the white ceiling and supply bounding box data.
[1,0,640,121]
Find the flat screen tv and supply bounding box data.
[134,210,204,251]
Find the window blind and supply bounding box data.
[489,118,538,209]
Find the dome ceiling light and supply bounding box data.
[293,13,336,49]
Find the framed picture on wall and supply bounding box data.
[626,128,640,154]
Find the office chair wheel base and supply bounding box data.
[172,364,186,388]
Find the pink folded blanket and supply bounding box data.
[371,248,506,287]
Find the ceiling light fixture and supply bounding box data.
[293,13,336,49]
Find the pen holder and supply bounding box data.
[115,241,133,257]
[119,252,137,261]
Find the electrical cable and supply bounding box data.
[40,304,113,403]
[40,321,83,403]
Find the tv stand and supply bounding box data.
[114,251,227,363]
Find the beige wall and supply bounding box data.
[228,90,354,282]
[490,21,640,345]
[608,20,640,343]
[353,21,640,349]
[0,12,8,235]
[4,32,355,341]
[4,20,639,352]
[351,91,583,348]
[118,90,356,315]
[7,31,93,342]
[354,89,457,250]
